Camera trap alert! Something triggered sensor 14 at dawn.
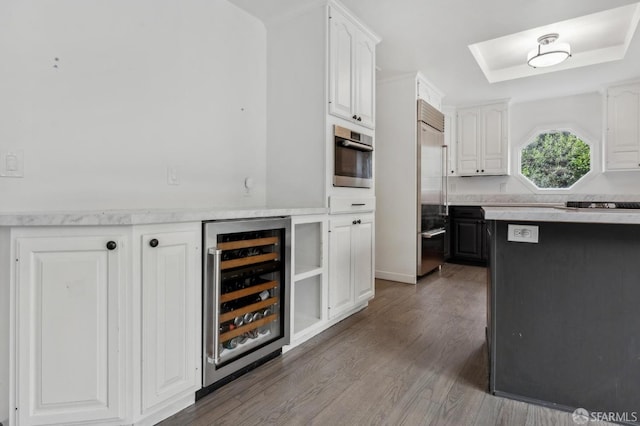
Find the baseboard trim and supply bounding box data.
[375,270,416,284]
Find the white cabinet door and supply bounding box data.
[457,108,481,175]
[329,5,378,129]
[354,34,376,129]
[444,111,457,176]
[353,215,374,304]
[457,103,509,176]
[606,84,640,170]
[17,232,127,426]
[329,10,355,121]
[139,226,201,414]
[329,217,354,319]
[482,104,508,175]
[329,214,374,318]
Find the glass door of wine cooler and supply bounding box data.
[202,218,290,389]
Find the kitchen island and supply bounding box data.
[484,206,640,423]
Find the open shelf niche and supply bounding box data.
[291,216,328,344]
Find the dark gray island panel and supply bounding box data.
[488,219,640,420]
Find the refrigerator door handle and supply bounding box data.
[422,228,446,238]
[209,248,222,365]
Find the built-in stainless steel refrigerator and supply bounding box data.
[417,99,447,276]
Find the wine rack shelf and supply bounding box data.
[219,314,277,341]
[217,237,279,251]
[219,297,278,323]
[220,280,278,303]
[221,252,278,270]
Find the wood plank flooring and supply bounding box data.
[160,264,610,426]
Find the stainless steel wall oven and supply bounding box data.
[198,217,291,398]
[333,125,373,188]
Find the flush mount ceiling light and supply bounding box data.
[527,33,571,68]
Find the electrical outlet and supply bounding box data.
[508,224,539,243]
[0,150,24,177]
[167,166,179,185]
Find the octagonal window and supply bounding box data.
[520,131,591,189]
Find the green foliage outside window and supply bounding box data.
[520,131,591,189]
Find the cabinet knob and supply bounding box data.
[357,219,362,224]
[357,116,362,121]
[476,169,479,173]
[481,169,485,172]
[352,220,357,225]
[352,114,357,120]
[106,241,117,250]
[149,238,159,248]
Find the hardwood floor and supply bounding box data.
[160,264,607,426]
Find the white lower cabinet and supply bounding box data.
[15,228,129,426]
[328,214,374,319]
[12,223,201,426]
[135,224,201,422]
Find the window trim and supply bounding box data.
[515,123,600,193]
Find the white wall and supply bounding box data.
[0,0,267,212]
[265,4,326,208]
[449,92,640,196]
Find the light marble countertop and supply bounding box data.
[483,206,640,225]
[0,207,329,227]
[449,193,640,206]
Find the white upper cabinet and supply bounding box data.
[606,83,640,171]
[457,102,509,176]
[443,108,457,176]
[329,11,355,120]
[329,4,379,129]
[417,76,443,111]
[16,229,128,426]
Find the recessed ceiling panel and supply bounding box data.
[469,2,640,83]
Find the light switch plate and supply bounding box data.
[0,150,24,177]
[508,224,539,243]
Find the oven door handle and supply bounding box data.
[422,228,446,238]
[209,248,222,365]
[341,140,374,152]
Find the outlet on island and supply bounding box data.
[508,224,539,243]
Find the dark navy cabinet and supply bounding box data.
[449,206,487,265]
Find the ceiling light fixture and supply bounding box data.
[527,33,571,68]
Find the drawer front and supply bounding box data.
[329,197,376,214]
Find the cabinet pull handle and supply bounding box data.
[352,203,365,206]
[106,241,117,250]
[149,238,159,248]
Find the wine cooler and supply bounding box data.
[200,217,291,396]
